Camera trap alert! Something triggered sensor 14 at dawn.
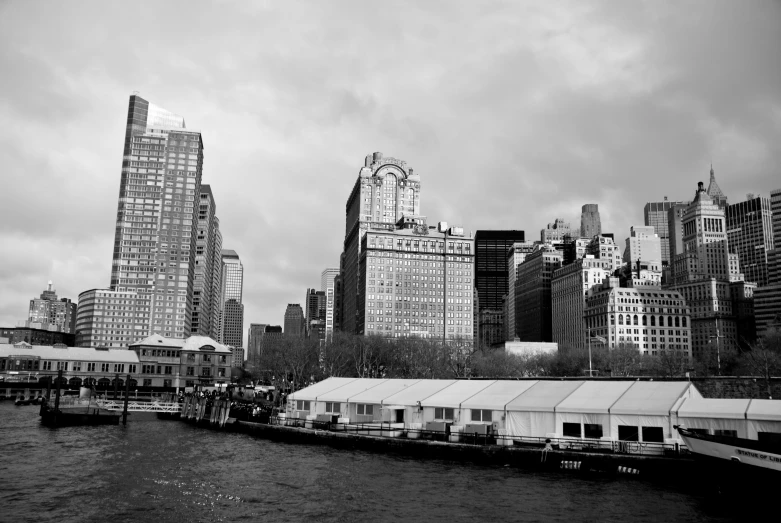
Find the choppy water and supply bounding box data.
[0,402,758,522]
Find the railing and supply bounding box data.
[96,400,182,413]
[265,416,690,457]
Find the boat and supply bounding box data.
[39,402,121,427]
[676,425,781,473]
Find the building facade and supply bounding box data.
[540,218,572,244]
[191,185,223,339]
[644,199,689,267]
[624,225,662,268]
[586,235,623,272]
[340,152,421,335]
[584,278,691,357]
[706,166,728,209]
[725,196,774,286]
[27,282,77,334]
[516,244,563,342]
[109,94,204,340]
[321,267,339,337]
[551,256,611,349]
[580,204,601,239]
[304,289,326,339]
[246,324,283,374]
[219,250,243,348]
[284,304,305,337]
[75,289,148,348]
[0,327,75,347]
[129,334,231,388]
[506,242,536,341]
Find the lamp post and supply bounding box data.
[708,329,725,376]
[587,328,606,377]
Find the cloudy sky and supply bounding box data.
[1,0,780,344]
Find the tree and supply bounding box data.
[738,328,781,399]
[654,345,690,378]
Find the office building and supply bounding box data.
[580,204,601,239]
[321,267,339,338]
[247,323,283,371]
[191,185,223,339]
[670,182,739,359]
[220,250,244,349]
[551,256,612,349]
[584,277,691,357]
[726,196,774,286]
[562,237,591,266]
[27,281,77,334]
[624,225,663,270]
[305,288,327,339]
[666,202,690,282]
[284,304,305,337]
[75,289,147,348]
[478,309,504,348]
[361,220,474,339]
[516,244,563,342]
[340,152,421,334]
[109,94,204,340]
[0,327,75,347]
[645,198,689,266]
[540,218,572,244]
[586,235,623,272]
[474,230,525,345]
[706,165,728,209]
[506,242,536,340]
[229,347,244,367]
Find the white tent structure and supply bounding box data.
[287,377,358,417]
[460,380,540,431]
[313,378,388,417]
[419,380,496,425]
[608,381,701,442]
[381,379,457,425]
[675,398,752,438]
[505,381,585,438]
[555,381,635,440]
[746,399,781,440]
[345,379,421,422]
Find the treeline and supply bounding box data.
[242,330,781,396]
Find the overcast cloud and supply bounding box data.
[1,0,780,345]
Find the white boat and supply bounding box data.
[676,425,781,473]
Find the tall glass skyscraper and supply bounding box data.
[77,95,204,347]
[220,249,244,348]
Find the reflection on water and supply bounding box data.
[0,403,753,522]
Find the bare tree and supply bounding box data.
[738,329,781,399]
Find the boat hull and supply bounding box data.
[677,427,781,473]
[40,408,121,427]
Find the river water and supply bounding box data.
[0,402,760,522]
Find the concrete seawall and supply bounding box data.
[211,419,698,479]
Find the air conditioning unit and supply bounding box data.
[465,424,488,435]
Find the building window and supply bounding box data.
[434,407,454,420]
[325,402,340,413]
[563,423,581,438]
[356,404,374,416]
[296,400,311,411]
[584,424,603,439]
[470,409,492,422]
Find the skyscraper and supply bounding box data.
[191,185,223,339]
[220,250,244,348]
[284,304,305,337]
[706,165,728,209]
[726,196,774,286]
[623,225,662,269]
[247,323,283,372]
[540,219,572,244]
[340,152,421,334]
[580,204,601,239]
[516,244,563,342]
[753,188,781,335]
[321,267,339,337]
[304,288,326,339]
[506,241,536,340]
[644,198,688,266]
[107,94,203,340]
[474,230,525,347]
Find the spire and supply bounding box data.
[706,164,728,208]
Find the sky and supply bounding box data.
[1,0,780,345]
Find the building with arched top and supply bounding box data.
[130,334,232,389]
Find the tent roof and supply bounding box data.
[289,377,358,401]
[556,381,635,414]
[506,381,585,412]
[0,344,140,363]
[677,398,750,419]
[347,379,421,404]
[381,379,457,405]
[610,382,693,416]
[461,380,540,410]
[746,399,781,421]
[420,380,496,408]
[316,378,389,402]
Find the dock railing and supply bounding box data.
[267,416,689,457]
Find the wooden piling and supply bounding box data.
[122,374,131,425]
[113,373,119,401]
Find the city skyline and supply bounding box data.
[1,1,780,339]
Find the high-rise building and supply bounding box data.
[191,185,222,339]
[580,204,601,239]
[361,221,474,340]
[506,242,536,340]
[321,267,339,338]
[474,230,525,346]
[644,198,689,266]
[27,282,77,334]
[585,235,623,272]
[624,225,662,270]
[284,304,305,337]
[755,248,781,336]
[551,256,612,349]
[726,196,774,286]
[666,202,690,282]
[305,288,327,339]
[340,152,421,334]
[109,94,204,340]
[516,244,563,342]
[246,323,283,373]
[584,277,691,357]
[220,250,243,348]
[75,289,146,348]
[670,181,739,359]
[540,219,572,244]
[706,165,728,209]
[772,189,781,243]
